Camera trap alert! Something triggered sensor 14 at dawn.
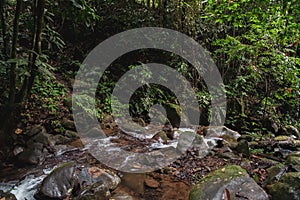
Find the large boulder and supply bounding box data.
[189,165,269,200]
[74,167,121,200]
[35,162,76,199]
[77,167,120,191]
[17,125,52,165]
[267,172,300,200]
[17,142,46,165]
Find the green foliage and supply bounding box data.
[1,0,299,136]
[31,75,67,114]
[200,0,300,132]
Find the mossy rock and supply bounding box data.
[190,165,246,199]
[35,162,76,199]
[264,163,285,186]
[274,135,291,141]
[189,165,268,200]
[164,103,181,128]
[267,172,300,200]
[286,154,300,171]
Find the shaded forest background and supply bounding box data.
[0,0,299,147]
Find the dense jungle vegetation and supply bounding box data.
[0,0,299,147]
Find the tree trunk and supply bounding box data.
[18,0,45,104]
[27,0,45,93]
[8,0,22,105]
[0,0,8,58]
[0,0,22,148]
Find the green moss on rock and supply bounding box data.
[189,165,247,200]
[267,172,300,200]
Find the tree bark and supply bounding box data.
[0,0,8,58]
[9,0,22,105]
[18,0,45,104]
[0,0,22,147]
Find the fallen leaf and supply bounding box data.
[222,188,231,200]
[15,128,23,135]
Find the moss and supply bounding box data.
[44,162,75,180]
[287,155,300,165]
[264,163,285,186]
[267,172,300,200]
[198,165,246,183]
[274,135,290,141]
[189,165,247,200]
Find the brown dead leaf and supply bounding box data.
[15,128,23,135]
[88,167,105,178]
[222,188,231,200]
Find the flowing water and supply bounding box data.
[0,128,215,200]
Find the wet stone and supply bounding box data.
[35,162,76,199]
[110,191,134,200]
[77,167,121,191]
[204,126,241,142]
[74,183,110,200]
[267,172,300,200]
[286,154,300,171]
[17,142,46,165]
[189,165,269,200]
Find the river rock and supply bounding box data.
[50,134,73,145]
[62,118,76,131]
[13,146,24,156]
[35,162,76,199]
[77,167,120,190]
[110,191,134,200]
[25,125,47,137]
[287,154,300,171]
[152,131,168,143]
[267,172,300,200]
[17,142,46,165]
[190,134,210,158]
[27,126,51,147]
[282,125,300,138]
[204,126,241,142]
[189,165,269,200]
[235,139,250,157]
[74,183,110,200]
[74,167,121,200]
[264,163,286,187]
[65,130,79,139]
